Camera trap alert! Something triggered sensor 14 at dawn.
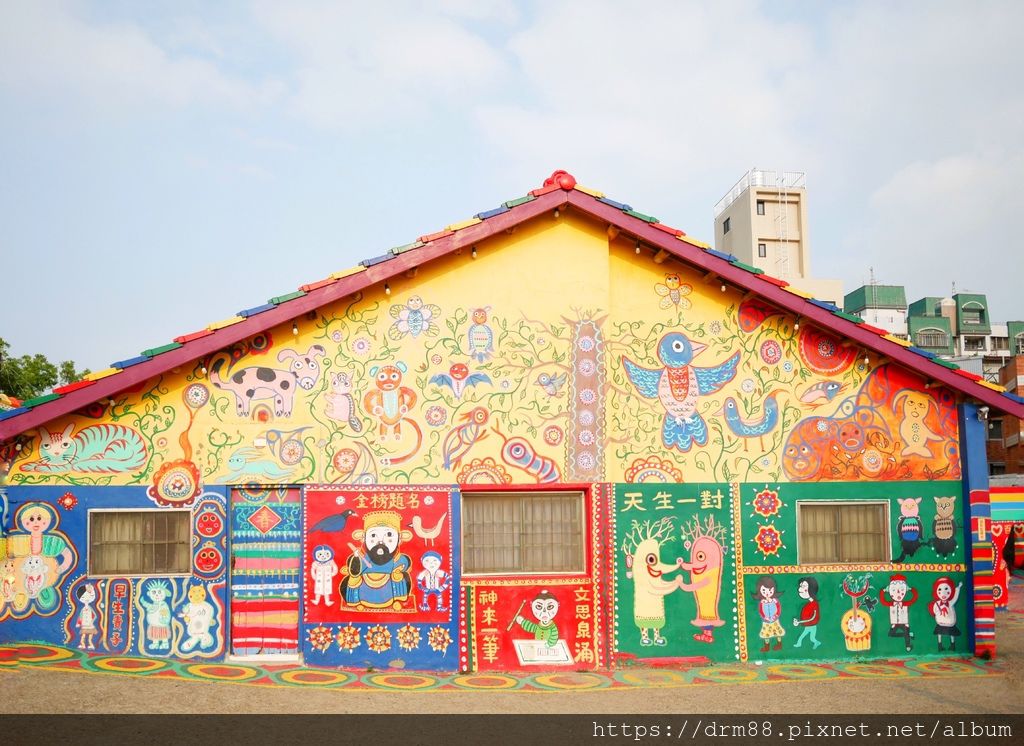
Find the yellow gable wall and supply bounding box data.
[6,212,962,497]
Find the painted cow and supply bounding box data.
[210,345,326,417]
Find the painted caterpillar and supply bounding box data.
[501,436,561,483]
[23,424,148,474]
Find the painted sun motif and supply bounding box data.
[58,492,77,511]
[623,455,683,483]
[336,624,360,652]
[428,626,452,654]
[456,457,512,485]
[308,625,333,652]
[397,624,421,651]
[751,486,782,518]
[753,524,784,557]
[366,624,392,653]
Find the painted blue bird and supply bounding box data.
[310,509,357,534]
[534,372,567,397]
[622,332,740,452]
[720,392,781,451]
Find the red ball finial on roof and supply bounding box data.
[543,170,576,190]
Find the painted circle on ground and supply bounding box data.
[185,663,259,681]
[9,644,78,664]
[531,672,610,691]
[365,673,439,690]
[615,669,689,687]
[842,663,913,678]
[694,666,763,683]
[274,669,354,687]
[765,664,835,680]
[451,674,521,690]
[92,657,169,674]
[909,660,987,676]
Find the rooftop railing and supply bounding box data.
[714,169,807,217]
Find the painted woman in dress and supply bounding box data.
[753,575,785,652]
[929,576,963,652]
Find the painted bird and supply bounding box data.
[408,512,447,546]
[534,371,567,397]
[430,363,491,399]
[798,380,846,408]
[622,332,740,452]
[310,509,357,534]
[441,406,490,469]
[720,392,781,451]
[467,307,494,362]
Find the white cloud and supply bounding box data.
[0,1,279,111]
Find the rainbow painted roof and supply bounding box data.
[1,169,1021,440]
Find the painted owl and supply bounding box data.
[467,306,494,362]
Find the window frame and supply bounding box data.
[723,217,731,234]
[758,242,767,258]
[796,500,890,565]
[87,508,193,579]
[460,486,588,577]
[756,200,765,215]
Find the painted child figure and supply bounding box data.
[75,583,99,650]
[792,577,822,650]
[753,576,785,652]
[1,558,16,606]
[879,574,918,652]
[416,551,451,612]
[929,577,963,652]
[310,545,339,606]
[140,580,173,651]
[178,585,215,652]
[514,589,561,648]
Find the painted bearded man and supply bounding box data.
[339,511,413,610]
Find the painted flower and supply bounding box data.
[577,336,595,352]
[861,448,883,475]
[752,486,782,518]
[536,337,547,347]
[397,624,421,651]
[366,625,392,653]
[740,379,755,393]
[428,626,452,654]
[333,448,358,475]
[578,429,596,446]
[760,457,771,467]
[578,359,596,376]
[783,361,794,372]
[336,624,360,652]
[331,330,343,343]
[430,353,443,366]
[280,439,304,465]
[576,452,596,471]
[184,383,210,409]
[709,320,723,336]
[501,380,511,390]
[754,525,784,557]
[760,340,783,365]
[309,625,333,652]
[815,420,829,433]
[335,496,346,506]
[425,405,448,427]
[579,388,596,404]
[423,495,435,506]
[58,492,77,511]
[579,410,595,427]
[350,337,371,357]
[543,426,564,446]
[623,455,682,483]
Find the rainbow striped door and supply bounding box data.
[230,487,301,656]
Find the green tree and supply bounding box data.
[0,337,90,401]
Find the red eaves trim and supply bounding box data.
[0,190,568,442]
[562,189,1024,420]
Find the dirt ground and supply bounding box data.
[3,625,1021,715]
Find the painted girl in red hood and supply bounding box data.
[928,576,963,652]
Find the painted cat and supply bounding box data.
[22,423,148,474]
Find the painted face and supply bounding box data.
[888,581,907,602]
[680,535,723,578]
[79,585,97,603]
[188,586,207,604]
[838,422,864,451]
[376,366,402,392]
[422,555,441,573]
[22,509,52,535]
[365,525,399,565]
[449,364,469,381]
[664,274,681,289]
[472,308,488,324]
[783,441,819,480]
[531,596,559,625]
[936,583,952,601]
[798,581,810,599]
[759,584,774,599]
[314,547,333,563]
[195,543,222,574]
[21,556,46,575]
[147,586,167,602]
[407,296,424,310]
[195,510,222,537]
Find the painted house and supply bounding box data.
[2,170,1023,673]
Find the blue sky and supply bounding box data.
[2,0,1022,372]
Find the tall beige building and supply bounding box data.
[713,169,843,305]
